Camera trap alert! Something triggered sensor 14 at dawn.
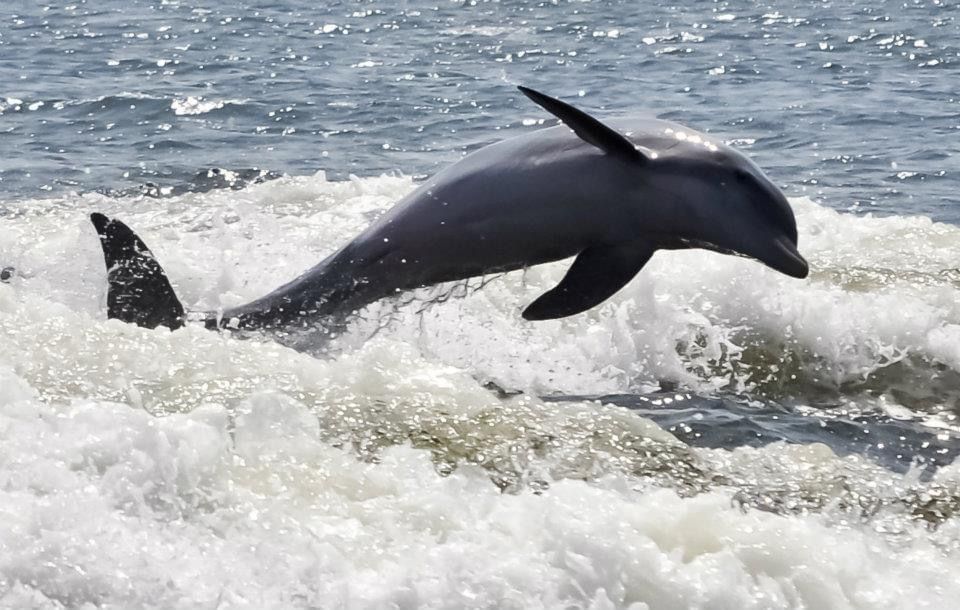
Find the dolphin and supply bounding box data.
[90,85,808,332]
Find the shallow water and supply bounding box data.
[2,1,960,608]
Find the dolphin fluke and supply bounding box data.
[90,213,185,330]
[523,241,656,320]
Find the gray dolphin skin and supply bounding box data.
[90,85,808,332]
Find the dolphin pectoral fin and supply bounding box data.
[517,86,647,164]
[522,242,656,321]
[90,213,185,330]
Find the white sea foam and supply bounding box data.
[1,174,959,607]
[11,173,960,397]
[2,173,960,401]
[170,96,243,116]
[0,362,958,608]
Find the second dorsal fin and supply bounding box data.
[518,85,646,163]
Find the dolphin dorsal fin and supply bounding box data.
[518,86,646,163]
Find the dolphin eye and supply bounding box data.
[733,168,752,183]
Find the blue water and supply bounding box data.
[2,0,958,219]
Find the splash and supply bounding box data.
[2,173,960,607]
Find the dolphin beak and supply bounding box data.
[763,235,809,279]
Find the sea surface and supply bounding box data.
[2,1,960,608]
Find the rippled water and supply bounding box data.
[2,1,960,608]
[2,0,958,217]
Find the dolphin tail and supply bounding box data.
[89,213,185,330]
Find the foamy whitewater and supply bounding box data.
[1,174,959,608]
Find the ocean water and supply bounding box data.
[1,1,960,608]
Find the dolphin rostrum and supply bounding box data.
[90,86,809,332]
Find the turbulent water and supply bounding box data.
[2,1,960,608]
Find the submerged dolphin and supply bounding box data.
[91,86,808,332]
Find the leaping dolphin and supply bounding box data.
[90,85,808,332]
